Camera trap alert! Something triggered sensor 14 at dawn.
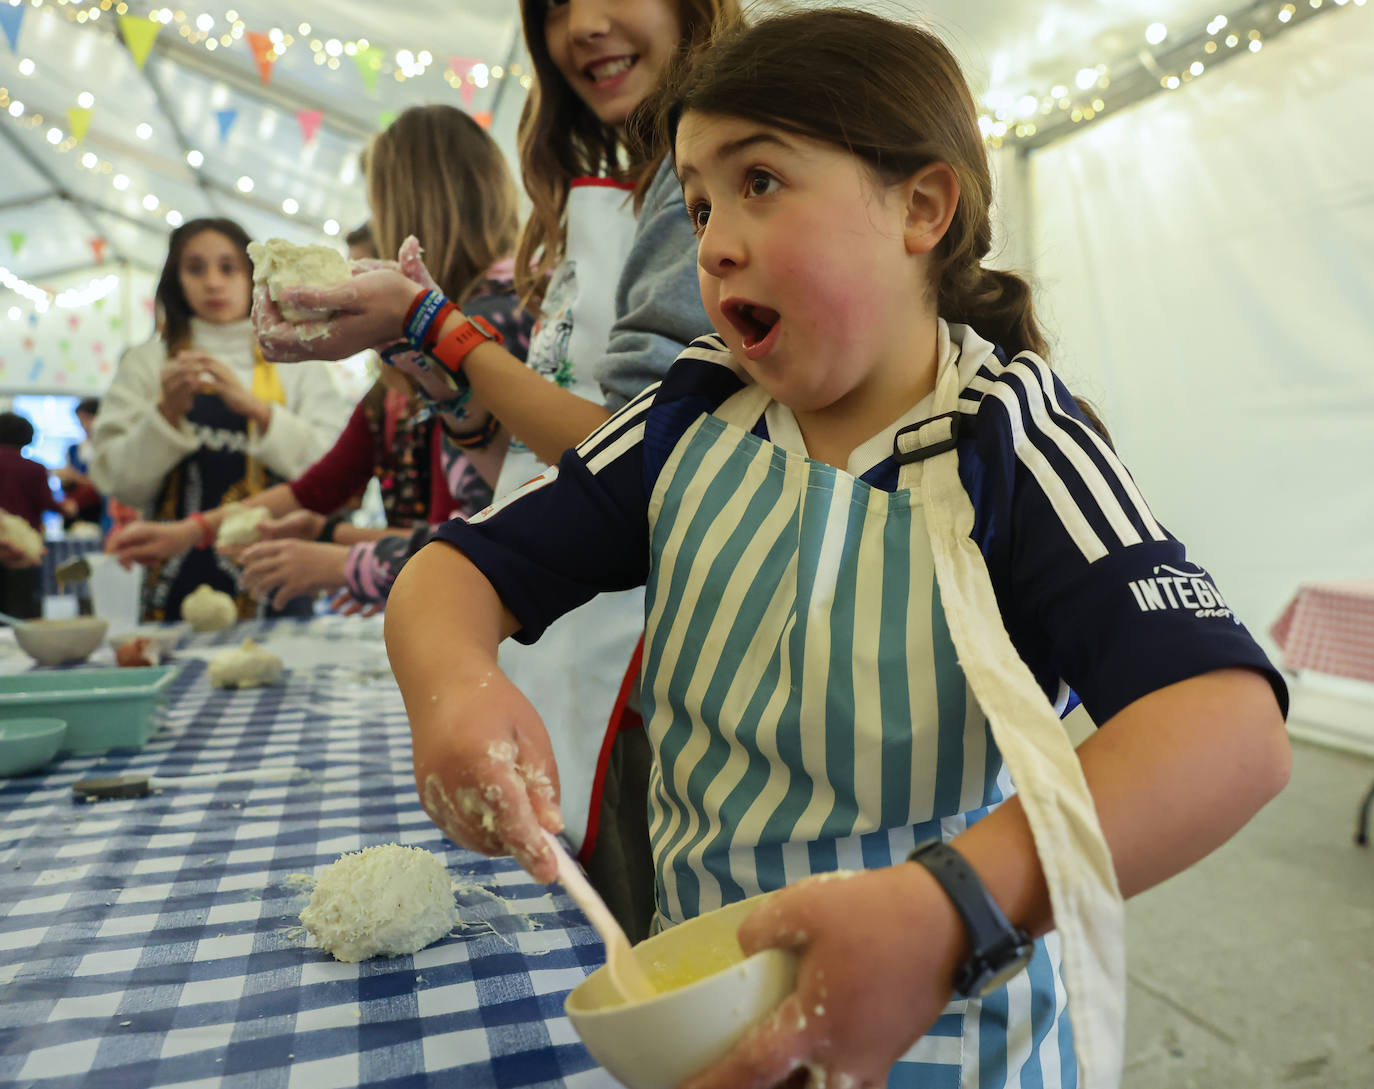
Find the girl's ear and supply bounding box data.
[901,162,960,256]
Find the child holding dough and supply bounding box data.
[384,10,1291,1089]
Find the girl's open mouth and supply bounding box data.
[722,300,781,360]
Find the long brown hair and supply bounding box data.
[155,217,252,357]
[365,105,520,306]
[514,0,740,308]
[656,7,1109,437]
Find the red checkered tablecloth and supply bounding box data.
[1270,580,1374,683]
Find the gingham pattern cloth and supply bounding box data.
[1269,580,1374,683]
[0,618,618,1089]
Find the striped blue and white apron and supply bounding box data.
[640,323,1125,1088]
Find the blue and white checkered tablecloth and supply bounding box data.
[0,618,619,1089]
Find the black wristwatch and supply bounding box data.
[908,839,1034,997]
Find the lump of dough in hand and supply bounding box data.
[216,504,268,548]
[181,583,239,632]
[208,637,282,688]
[247,238,352,322]
[299,844,458,963]
[0,510,43,564]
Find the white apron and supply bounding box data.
[640,326,1125,1088]
[496,178,646,852]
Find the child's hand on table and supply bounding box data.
[408,669,565,884]
[681,865,967,1089]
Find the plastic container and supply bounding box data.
[0,718,68,775]
[564,894,798,1089]
[0,666,177,754]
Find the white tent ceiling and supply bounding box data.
[0,0,1317,293]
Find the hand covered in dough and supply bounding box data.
[680,866,968,1089]
[408,666,564,884]
[254,260,425,362]
[238,539,348,610]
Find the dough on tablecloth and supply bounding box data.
[247,238,352,322]
[208,638,282,688]
[182,583,239,632]
[216,504,269,548]
[0,509,43,564]
[299,844,457,963]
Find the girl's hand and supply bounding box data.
[158,360,201,425]
[190,354,270,426]
[409,671,564,883]
[106,519,201,568]
[256,509,327,542]
[0,540,42,569]
[255,267,425,362]
[238,539,348,609]
[681,865,967,1089]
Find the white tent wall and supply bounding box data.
[1023,8,1374,683]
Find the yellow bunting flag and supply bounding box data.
[353,45,383,96]
[118,14,161,69]
[66,106,93,143]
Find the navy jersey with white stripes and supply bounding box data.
[433,333,1285,728]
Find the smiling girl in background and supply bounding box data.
[255,0,738,939]
[383,9,1290,1088]
[91,218,350,622]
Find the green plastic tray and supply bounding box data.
[0,666,178,754]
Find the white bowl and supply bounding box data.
[565,894,797,1089]
[13,618,109,667]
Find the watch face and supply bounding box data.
[967,939,1035,997]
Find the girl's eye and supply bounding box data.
[686,201,710,235]
[746,170,780,198]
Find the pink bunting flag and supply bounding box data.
[296,109,323,145]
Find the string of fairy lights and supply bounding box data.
[0,0,1369,315]
[982,0,1367,148]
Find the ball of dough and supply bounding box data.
[299,844,457,963]
[182,583,238,632]
[216,504,269,548]
[207,637,282,688]
[247,238,352,322]
[0,510,44,564]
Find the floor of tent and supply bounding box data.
[1122,737,1374,1088]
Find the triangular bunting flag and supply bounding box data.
[7,230,24,257]
[449,56,480,108]
[474,111,492,130]
[89,237,107,264]
[245,31,275,85]
[0,3,25,53]
[377,110,397,131]
[215,108,239,145]
[354,45,383,96]
[296,109,323,145]
[67,106,93,143]
[118,14,161,69]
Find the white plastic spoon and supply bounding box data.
[544,829,657,1003]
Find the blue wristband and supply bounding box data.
[403,290,447,349]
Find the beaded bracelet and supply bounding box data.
[445,411,501,449]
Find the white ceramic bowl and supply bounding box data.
[13,618,109,667]
[565,894,797,1089]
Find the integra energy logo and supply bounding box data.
[1127,563,1235,621]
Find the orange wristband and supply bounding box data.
[188,511,214,550]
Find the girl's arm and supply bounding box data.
[253,361,355,480]
[107,482,300,568]
[684,667,1290,1089]
[384,542,564,881]
[88,343,200,511]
